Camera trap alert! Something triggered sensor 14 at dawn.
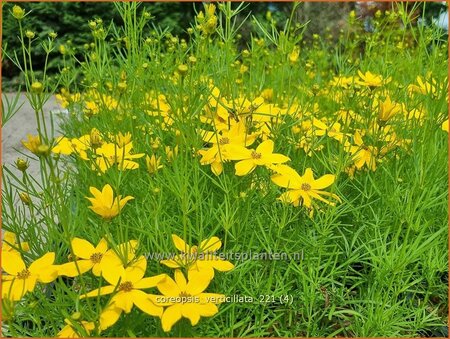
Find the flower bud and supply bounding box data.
[19,192,31,205]
[177,64,188,76]
[25,30,35,39]
[88,21,97,30]
[49,32,57,39]
[31,82,43,94]
[16,158,29,172]
[12,5,25,20]
[117,82,127,93]
[36,144,50,156]
[71,312,82,321]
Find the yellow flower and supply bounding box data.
[86,184,134,220]
[271,165,340,209]
[226,139,290,176]
[57,319,95,338]
[198,122,257,175]
[52,136,75,155]
[289,47,300,64]
[408,76,438,97]
[161,235,234,279]
[22,134,42,154]
[165,145,179,162]
[2,252,58,301]
[146,154,163,174]
[357,70,391,88]
[81,256,166,317]
[347,131,378,171]
[57,238,108,277]
[442,119,449,133]
[374,95,402,124]
[153,270,224,332]
[99,240,141,283]
[2,231,29,255]
[95,142,144,173]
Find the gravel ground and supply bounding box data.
[2,92,62,179]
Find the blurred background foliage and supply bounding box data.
[2,1,447,90]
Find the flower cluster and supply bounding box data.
[2,233,233,336]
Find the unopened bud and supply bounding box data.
[12,5,25,20]
[16,158,29,172]
[31,82,43,94]
[177,64,188,76]
[26,31,35,39]
[19,192,31,205]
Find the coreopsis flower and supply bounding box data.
[2,231,29,256]
[52,136,75,155]
[347,131,378,171]
[81,256,166,317]
[374,95,402,125]
[271,165,340,209]
[57,318,95,338]
[2,252,58,301]
[152,270,225,332]
[95,142,144,173]
[100,240,140,283]
[408,75,438,97]
[146,154,163,174]
[289,47,300,64]
[22,134,42,154]
[161,235,234,278]
[357,70,391,88]
[442,119,449,133]
[86,184,134,220]
[226,139,290,176]
[198,121,256,175]
[165,145,179,162]
[58,238,108,277]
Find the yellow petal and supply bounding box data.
[186,271,212,295]
[205,258,234,272]
[29,252,55,273]
[174,270,187,291]
[131,290,163,317]
[82,285,116,299]
[199,236,222,252]
[196,302,219,316]
[172,234,190,253]
[235,159,256,176]
[157,274,181,297]
[124,255,147,283]
[112,292,134,313]
[256,139,274,154]
[71,238,95,259]
[161,304,182,332]
[2,251,25,275]
[99,305,122,330]
[57,260,93,277]
[181,303,201,326]
[102,184,114,207]
[160,259,181,269]
[134,274,167,289]
[95,238,109,253]
[313,174,335,190]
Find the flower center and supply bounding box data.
[118,281,133,292]
[90,252,103,264]
[219,137,229,145]
[361,145,369,151]
[301,183,311,191]
[17,269,31,280]
[179,291,192,303]
[251,151,262,159]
